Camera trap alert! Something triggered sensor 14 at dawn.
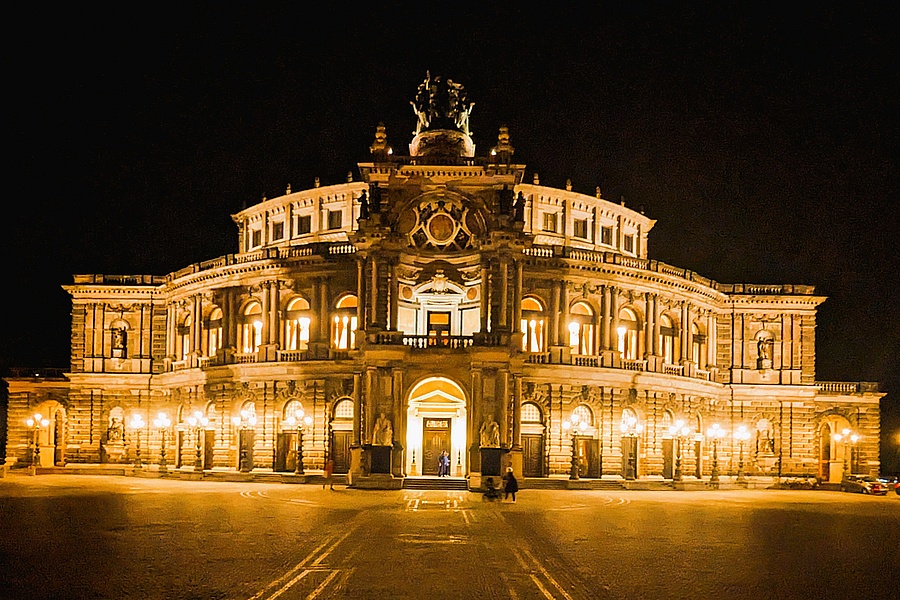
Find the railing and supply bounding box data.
[573,355,599,367]
[524,352,550,364]
[233,352,259,364]
[401,335,475,349]
[693,369,711,381]
[621,359,648,372]
[817,381,880,394]
[6,367,68,379]
[277,350,310,362]
[662,363,684,376]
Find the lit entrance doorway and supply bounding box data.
[819,416,853,483]
[406,377,467,476]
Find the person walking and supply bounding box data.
[502,466,518,502]
[323,458,334,490]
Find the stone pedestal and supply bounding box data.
[369,445,392,474]
[480,447,503,477]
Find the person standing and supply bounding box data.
[439,450,450,477]
[502,466,518,502]
[323,458,334,490]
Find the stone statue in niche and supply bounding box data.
[107,416,125,443]
[373,413,393,446]
[479,417,501,448]
[757,337,772,360]
[112,328,127,358]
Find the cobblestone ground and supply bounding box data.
[1,475,898,599]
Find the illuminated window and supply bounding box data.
[334,399,354,420]
[568,301,595,355]
[542,212,558,233]
[520,296,546,352]
[617,307,639,360]
[296,214,311,235]
[661,410,673,433]
[600,225,614,246]
[331,294,358,350]
[272,220,284,241]
[177,315,192,360]
[205,308,223,357]
[240,302,263,353]
[573,218,588,239]
[659,314,677,364]
[283,297,311,351]
[573,404,593,427]
[521,402,542,423]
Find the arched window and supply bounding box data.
[573,404,593,427]
[283,399,305,421]
[661,410,674,434]
[659,314,677,364]
[568,301,595,355]
[332,295,358,350]
[691,322,705,367]
[520,296,546,352]
[177,315,192,360]
[240,302,263,354]
[205,308,223,357]
[521,402,542,423]
[333,399,354,420]
[617,307,639,360]
[284,297,312,351]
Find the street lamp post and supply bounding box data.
[707,423,725,487]
[153,412,171,474]
[562,412,589,480]
[25,413,49,475]
[734,425,751,483]
[620,414,644,481]
[285,409,312,475]
[129,414,146,468]
[669,420,691,482]
[834,428,860,475]
[186,411,209,471]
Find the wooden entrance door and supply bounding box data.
[203,430,215,469]
[522,434,544,477]
[576,437,600,478]
[662,438,674,479]
[422,418,451,475]
[621,436,638,479]
[275,432,295,472]
[239,429,255,471]
[332,430,352,474]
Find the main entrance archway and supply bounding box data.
[406,377,467,476]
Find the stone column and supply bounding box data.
[356,257,366,334]
[499,370,509,447]
[166,303,176,358]
[480,263,490,333]
[550,280,561,347]
[512,376,522,449]
[319,278,329,344]
[651,294,660,356]
[681,302,691,362]
[499,258,509,329]
[389,260,399,331]
[514,260,523,331]
[352,373,362,445]
[370,256,379,328]
[644,292,653,359]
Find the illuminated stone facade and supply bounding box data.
[3,75,883,485]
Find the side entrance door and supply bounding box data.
[522,434,544,477]
[422,418,451,475]
[332,430,352,474]
[662,438,674,479]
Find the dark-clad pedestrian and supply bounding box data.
[502,466,518,502]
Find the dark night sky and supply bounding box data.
[5,6,898,460]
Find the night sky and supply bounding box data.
[6,7,898,466]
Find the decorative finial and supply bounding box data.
[286,183,291,195]
[595,186,602,199]
[620,195,625,206]
[347,171,353,183]
[566,179,572,191]
[315,177,321,188]
[533,173,540,185]
[490,126,515,161]
[370,123,392,158]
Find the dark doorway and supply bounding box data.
[662,438,674,479]
[621,436,638,479]
[332,430,352,473]
[54,411,65,466]
[422,418,450,475]
[522,434,544,477]
[275,432,295,472]
[203,429,215,469]
[694,439,703,479]
[239,429,255,471]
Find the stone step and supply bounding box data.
[402,477,469,491]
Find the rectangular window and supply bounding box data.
[623,234,635,253]
[573,218,588,239]
[600,225,613,246]
[251,229,262,248]
[271,221,284,241]
[542,212,558,233]
[296,215,311,235]
[328,210,343,230]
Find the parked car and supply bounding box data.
[841,474,888,495]
[876,476,900,495]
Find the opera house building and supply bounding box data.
[3,75,883,489]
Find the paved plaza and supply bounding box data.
[0,474,897,599]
